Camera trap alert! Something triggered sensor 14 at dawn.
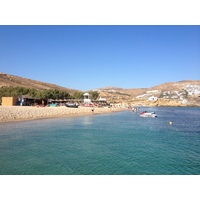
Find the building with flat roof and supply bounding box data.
[2,97,18,106]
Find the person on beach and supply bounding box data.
[91,107,94,114]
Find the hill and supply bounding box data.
[0,72,80,94]
[1,72,199,106]
[94,80,200,106]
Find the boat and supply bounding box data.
[65,103,79,108]
[140,111,157,117]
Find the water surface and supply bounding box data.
[0,107,200,174]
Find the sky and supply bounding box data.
[0,25,200,91]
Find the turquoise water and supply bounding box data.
[0,107,200,175]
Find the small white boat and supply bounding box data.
[140,111,157,118]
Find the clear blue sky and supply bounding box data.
[0,25,199,91]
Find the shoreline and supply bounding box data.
[0,106,125,123]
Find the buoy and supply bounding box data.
[169,121,173,125]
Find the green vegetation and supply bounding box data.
[88,91,99,100]
[0,86,70,100]
[71,92,84,99]
[159,93,165,98]
[183,89,189,98]
[108,91,131,97]
[0,87,100,100]
[70,91,99,100]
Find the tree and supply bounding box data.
[72,92,84,99]
[0,87,71,100]
[89,91,99,100]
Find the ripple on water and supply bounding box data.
[0,107,200,175]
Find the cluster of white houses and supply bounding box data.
[1,93,109,107]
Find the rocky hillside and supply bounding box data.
[0,72,80,94]
[94,81,200,106]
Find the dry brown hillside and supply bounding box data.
[123,80,200,97]
[149,80,200,91]
[1,72,200,106]
[0,72,80,94]
[96,81,200,106]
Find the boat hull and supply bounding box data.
[140,112,157,118]
[65,103,79,108]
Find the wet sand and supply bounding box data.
[0,106,125,123]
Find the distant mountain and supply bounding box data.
[0,72,80,94]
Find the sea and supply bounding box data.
[0,107,200,175]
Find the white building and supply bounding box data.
[83,93,92,104]
[184,85,200,96]
[99,96,107,101]
[148,96,158,101]
[136,93,151,99]
[146,90,159,93]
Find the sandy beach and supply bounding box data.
[0,106,125,123]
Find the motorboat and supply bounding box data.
[65,103,79,108]
[140,111,157,117]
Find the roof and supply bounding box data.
[19,95,34,99]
